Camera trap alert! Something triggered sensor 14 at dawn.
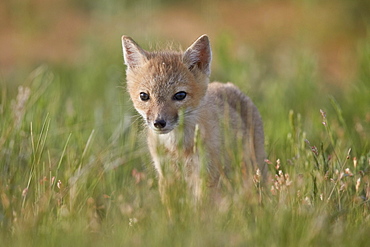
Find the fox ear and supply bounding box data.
[121,36,147,70]
[183,34,212,76]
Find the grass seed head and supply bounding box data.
[11,86,31,129]
[344,168,353,177]
[22,188,28,197]
[356,178,361,192]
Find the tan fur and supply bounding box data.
[121,35,267,200]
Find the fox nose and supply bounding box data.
[153,119,166,129]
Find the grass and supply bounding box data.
[1,4,370,246]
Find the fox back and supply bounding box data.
[121,35,267,198]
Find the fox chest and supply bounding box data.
[153,129,196,158]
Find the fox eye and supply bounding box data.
[140,92,150,101]
[173,91,187,101]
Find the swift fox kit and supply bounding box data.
[121,34,266,198]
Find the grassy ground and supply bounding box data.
[1,1,370,246]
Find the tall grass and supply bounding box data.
[1,31,369,247]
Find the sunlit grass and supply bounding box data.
[1,27,369,247]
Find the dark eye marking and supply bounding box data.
[173,91,187,101]
[140,92,150,101]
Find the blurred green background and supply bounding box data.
[1,0,370,78]
[0,0,369,246]
[2,0,370,82]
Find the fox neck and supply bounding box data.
[149,111,198,156]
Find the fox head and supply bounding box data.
[121,35,212,134]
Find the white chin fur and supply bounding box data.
[151,128,174,134]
